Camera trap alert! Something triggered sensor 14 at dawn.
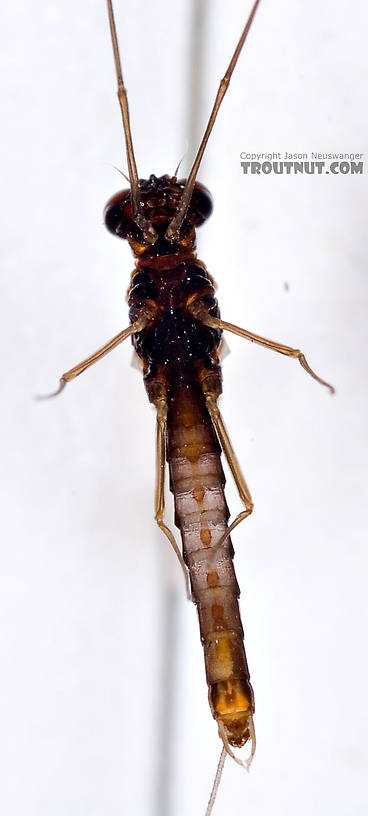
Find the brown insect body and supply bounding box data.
[48,5,333,805]
[104,173,255,748]
[167,378,255,749]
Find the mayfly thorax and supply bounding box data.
[40,0,334,812]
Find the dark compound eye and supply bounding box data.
[104,189,137,239]
[187,182,213,226]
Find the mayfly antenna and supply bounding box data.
[106,0,157,243]
[166,0,261,242]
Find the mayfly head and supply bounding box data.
[104,175,213,257]
[106,0,260,247]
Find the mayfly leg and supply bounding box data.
[204,389,254,550]
[166,0,262,242]
[190,306,335,394]
[106,0,156,243]
[37,317,149,399]
[154,397,191,600]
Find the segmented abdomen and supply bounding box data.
[166,377,254,748]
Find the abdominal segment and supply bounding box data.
[166,377,254,747]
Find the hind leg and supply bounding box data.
[205,392,253,547]
[154,397,191,599]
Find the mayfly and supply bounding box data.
[41,0,334,812]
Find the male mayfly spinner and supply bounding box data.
[42,0,334,811]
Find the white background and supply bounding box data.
[1,1,367,815]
